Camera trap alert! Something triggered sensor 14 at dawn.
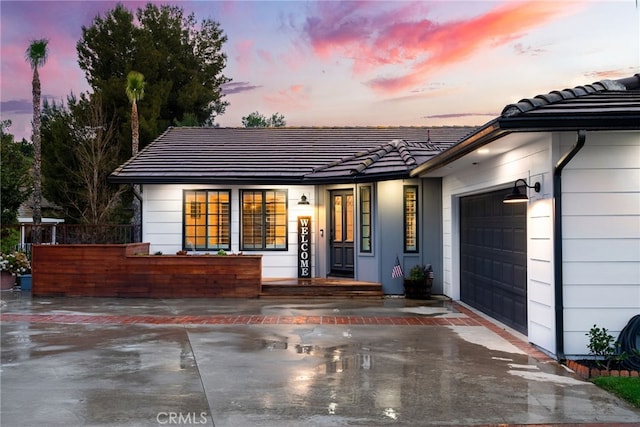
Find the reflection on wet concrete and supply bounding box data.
[188,324,640,426]
[0,292,456,318]
[1,323,212,426]
[2,293,639,426]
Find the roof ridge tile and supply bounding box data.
[500,75,635,117]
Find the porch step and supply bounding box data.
[260,278,384,299]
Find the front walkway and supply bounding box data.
[1,292,638,426]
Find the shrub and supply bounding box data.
[0,251,31,275]
[586,324,626,370]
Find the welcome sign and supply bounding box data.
[298,216,311,278]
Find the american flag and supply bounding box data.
[391,256,403,279]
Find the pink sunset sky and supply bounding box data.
[1,0,638,142]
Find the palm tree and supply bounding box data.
[125,71,145,155]
[25,39,48,245]
[125,71,145,241]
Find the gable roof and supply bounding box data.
[411,74,640,177]
[109,127,475,185]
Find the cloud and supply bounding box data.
[584,68,636,80]
[1,99,32,114]
[234,40,254,74]
[222,81,261,95]
[263,84,310,110]
[300,0,577,94]
[257,49,274,65]
[424,112,497,119]
[278,39,311,72]
[513,43,547,56]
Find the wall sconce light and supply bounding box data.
[503,179,541,204]
[298,194,310,205]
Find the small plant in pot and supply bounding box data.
[0,251,31,290]
[404,264,433,299]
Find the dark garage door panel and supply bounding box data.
[460,189,527,334]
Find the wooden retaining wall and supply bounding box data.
[31,243,262,298]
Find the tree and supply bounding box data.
[126,71,144,241]
[25,38,48,244]
[241,111,287,128]
[268,113,286,128]
[77,3,230,153]
[174,113,201,127]
[242,111,269,128]
[125,71,145,156]
[69,97,126,225]
[0,121,32,226]
[41,95,126,225]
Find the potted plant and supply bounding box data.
[403,264,434,299]
[0,251,31,290]
[17,251,32,291]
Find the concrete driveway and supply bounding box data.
[1,292,638,426]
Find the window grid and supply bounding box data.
[184,190,231,251]
[360,186,372,253]
[404,186,418,253]
[241,190,288,250]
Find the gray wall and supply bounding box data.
[371,178,443,294]
[376,180,408,294]
[421,178,443,294]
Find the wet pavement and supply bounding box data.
[1,291,639,427]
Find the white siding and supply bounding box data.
[559,131,640,357]
[440,130,640,358]
[442,132,556,355]
[142,184,316,278]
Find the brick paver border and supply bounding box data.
[0,301,549,362]
[0,312,480,327]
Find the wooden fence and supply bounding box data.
[31,243,262,298]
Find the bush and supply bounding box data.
[408,264,432,281]
[0,228,20,253]
[586,324,626,370]
[0,251,31,275]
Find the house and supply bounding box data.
[109,127,476,296]
[110,74,640,360]
[410,74,640,359]
[16,200,64,250]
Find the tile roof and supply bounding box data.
[498,73,640,130]
[110,127,475,184]
[411,74,640,177]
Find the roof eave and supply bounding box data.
[410,113,640,178]
[497,115,640,131]
[303,170,413,184]
[108,171,415,186]
[108,175,307,185]
[410,120,506,177]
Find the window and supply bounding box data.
[359,186,372,253]
[404,186,418,252]
[184,190,230,250]
[241,190,288,250]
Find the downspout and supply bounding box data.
[553,129,586,360]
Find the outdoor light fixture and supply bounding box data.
[503,179,541,204]
[298,194,310,205]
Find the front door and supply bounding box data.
[330,189,354,277]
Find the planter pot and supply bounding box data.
[1,271,17,290]
[404,278,433,300]
[18,274,32,291]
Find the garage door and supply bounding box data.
[460,189,527,334]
